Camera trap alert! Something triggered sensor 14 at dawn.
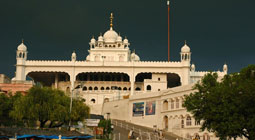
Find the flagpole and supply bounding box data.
[167,0,170,62]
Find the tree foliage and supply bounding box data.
[184,65,255,140]
[98,119,113,138]
[10,86,90,128]
[0,92,23,126]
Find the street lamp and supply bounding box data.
[68,84,81,130]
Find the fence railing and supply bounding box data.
[112,120,168,140]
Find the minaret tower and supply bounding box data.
[180,40,191,64]
[15,39,27,81]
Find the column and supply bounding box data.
[55,73,58,89]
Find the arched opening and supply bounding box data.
[94,87,98,90]
[146,85,151,91]
[167,73,181,88]
[123,87,127,90]
[76,72,130,82]
[181,115,184,128]
[171,99,174,109]
[101,87,104,90]
[91,99,96,104]
[176,98,179,109]
[27,72,70,87]
[118,87,122,90]
[83,86,87,91]
[203,133,210,140]
[163,100,168,110]
[66,87,70,93]
[135,73,152,82]
[163,116,168,130]
[89,87,93,90]
[135,87,141,91]
[186,116,192,126]
[106,87,110,90]
[194,133,200,140]
[104,98,109,103]
[19,52,22,58]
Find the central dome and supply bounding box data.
[103,27,118,43]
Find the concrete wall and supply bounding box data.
[101,99,129,121]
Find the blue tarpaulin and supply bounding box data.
[0,136,9,139]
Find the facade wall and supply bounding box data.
[0,74,11,84]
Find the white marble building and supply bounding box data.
[13,13,228,140]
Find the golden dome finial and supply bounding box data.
[184,40,187,45]
[110,13,114,28]
[22,39,24,43]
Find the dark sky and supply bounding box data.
[0,0,254,78]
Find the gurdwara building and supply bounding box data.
[13,14,228,140]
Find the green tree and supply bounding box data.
[0,92,23,126]
[10,86,90,128]
[184,65,255,140]
[98,119,113,139]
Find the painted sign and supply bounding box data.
[85,119,100,126]
[133,102,144,117]
[146,101,156,115]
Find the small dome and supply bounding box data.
[98,35,103,42]
[191,64,195,71]
[86,55,90,61]
[17,42,27,51]
[181,44,190,53]
[123,38,129,44]
[223,63,228,71]
[116,35,122,42]
[90,37,96,44]
[103,27,118,43]
[131,52,140,61]
[72,51,76,57]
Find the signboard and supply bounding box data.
[146,101,156,115]
[86,119,100,126]
[133,102,144,117]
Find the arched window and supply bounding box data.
[94,87,98,90]
[66,87,70,93]
[19,52,22,58]
[118,87,122,90]
[195,120,200,125]
[203,133,210,140]
[83,86,87,91]
[91,99,96,103]
[186,116,192,126]
[176,98,179,109]
[194,133,200,140]
[163,116,168,130]
[128,87,131,90]
[106,87,110,90]
[89,87,93,90]
[101,87,104,90]
[135,87,141,91]
[123,87,127,90]
[146,85,151,91]
[163,100,168,110]
[181,117,184,128]
[104,98,109,103]
[171,100,174,109]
